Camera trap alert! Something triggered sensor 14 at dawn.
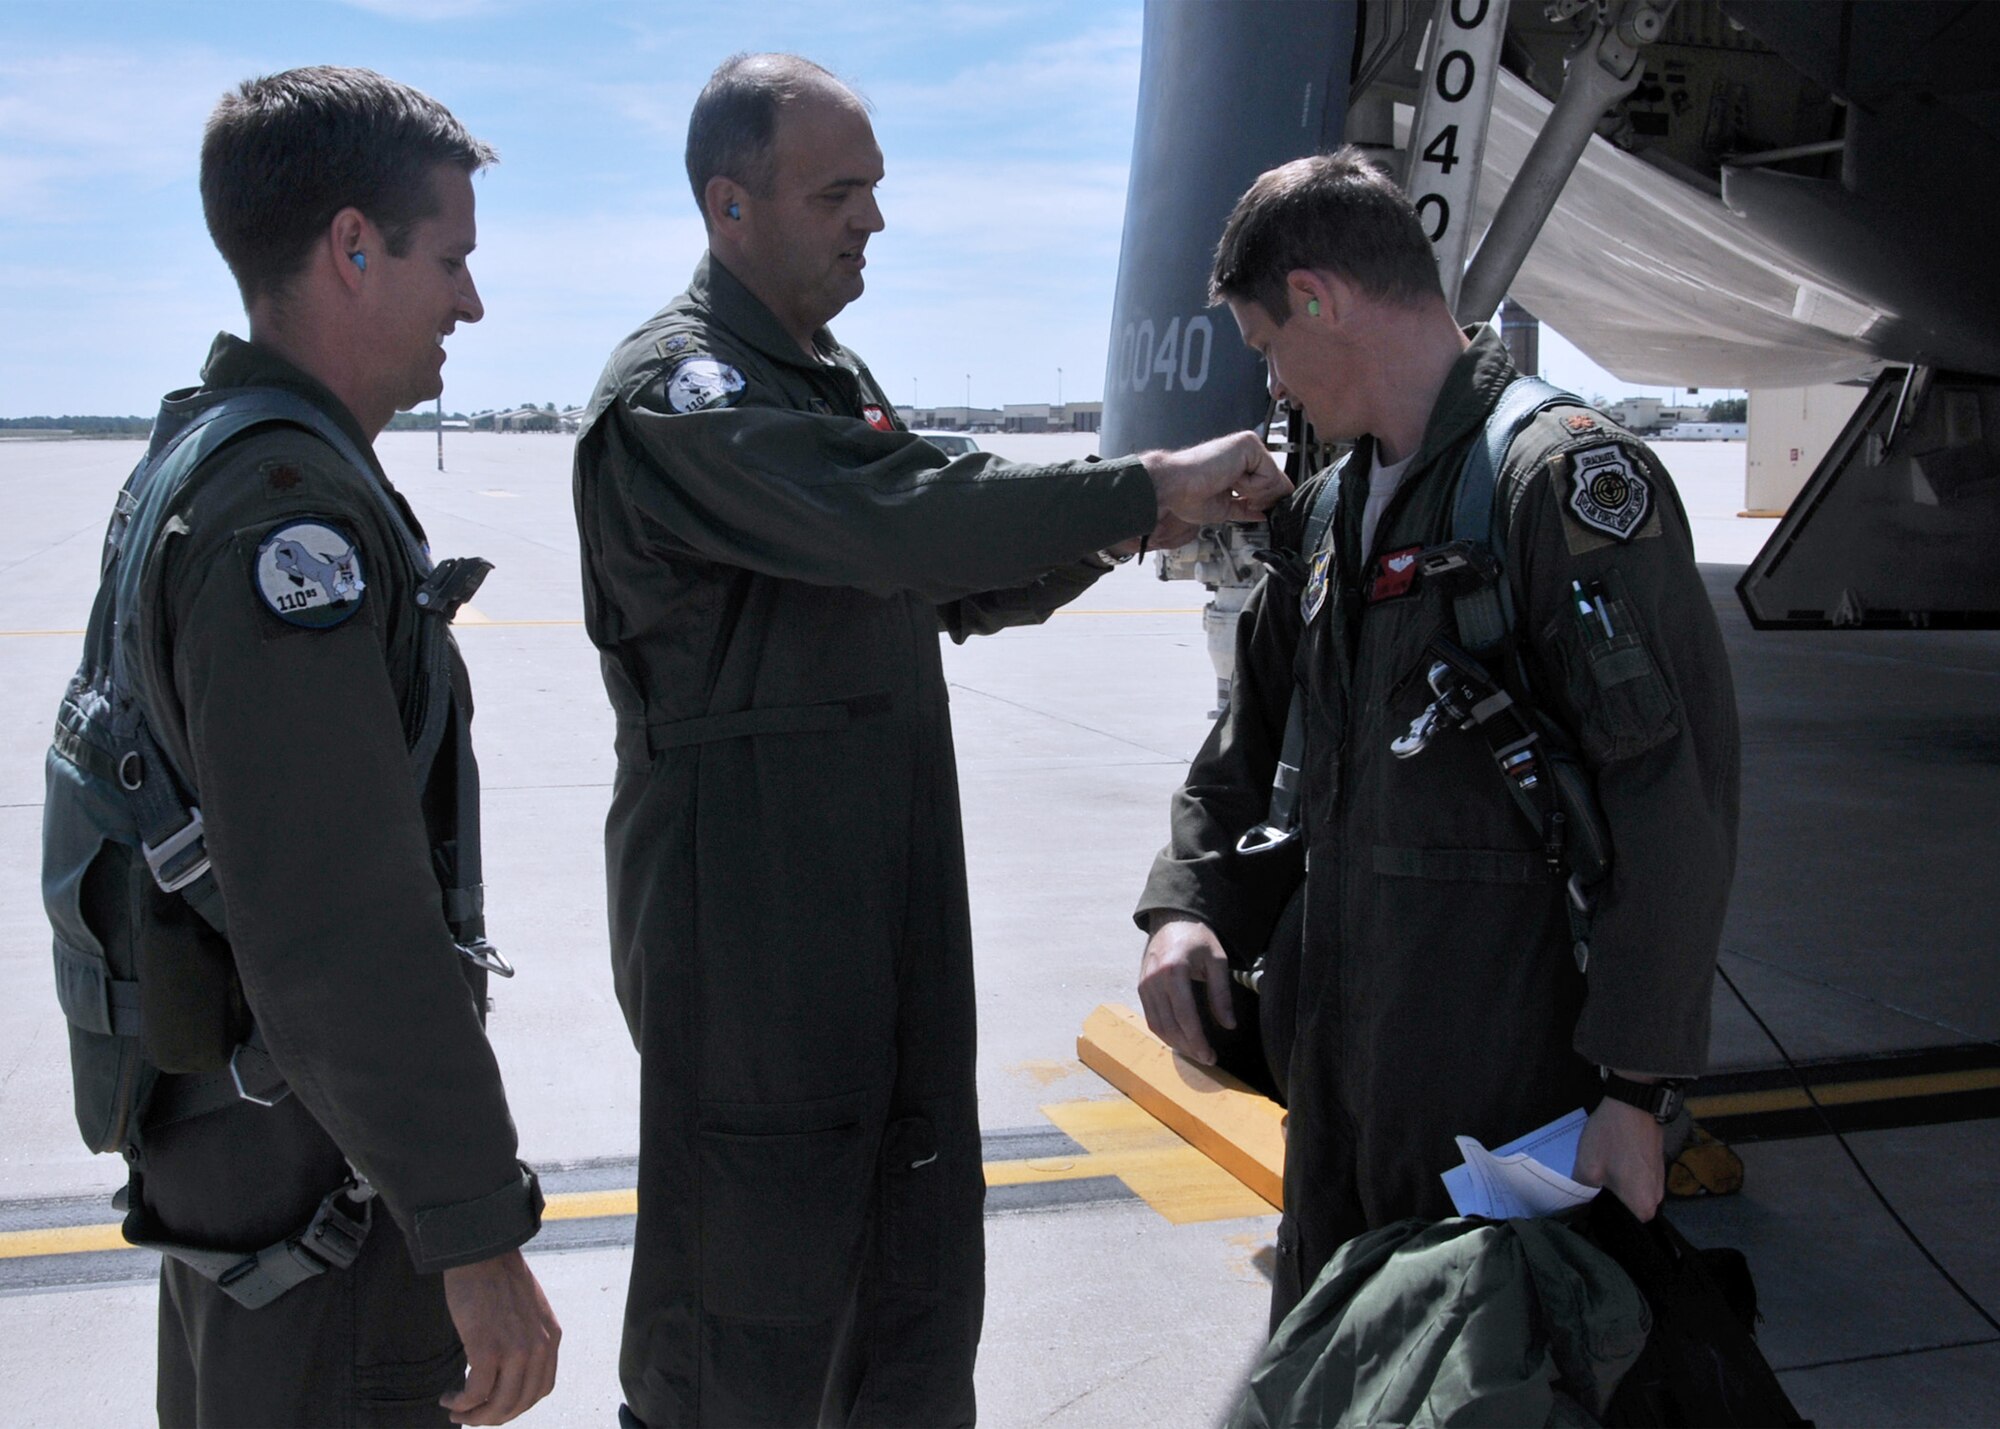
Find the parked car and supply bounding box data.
[913,430,981,458]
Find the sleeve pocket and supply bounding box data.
[1541,568,1681,765]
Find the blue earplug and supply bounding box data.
[350,252,367,271]
[727,203,741,220]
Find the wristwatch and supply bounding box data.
[1598,1069,1689,1123]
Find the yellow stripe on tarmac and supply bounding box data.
[0,1222,132,1259]
[1687,1066,2000,1120]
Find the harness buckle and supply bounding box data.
[142,807,211,894]
[456,937,516,978]
[229,1040,289,1108]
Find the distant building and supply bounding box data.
[1605,396,1664,433]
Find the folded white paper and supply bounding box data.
[1440,1107,1600,1219]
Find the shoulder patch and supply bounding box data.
[1563,413,1598,433]
[253,519,366,628]
[1566,444,1652,542]
[1301,548,1332,623]
[260,458,305,494]
[663,356,746,414]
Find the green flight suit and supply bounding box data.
[573,254,1157,1427]
[1138,329,1740,1325]
[89,337,542,1424]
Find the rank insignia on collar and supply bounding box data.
[1566,444,1652,541]
[254,519,366,628]
[1301,548,1332,623]
[861,403,894,432]
[664,356,746,414]
[1563,413,1598,433]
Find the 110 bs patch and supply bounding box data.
[663,356,746,414]
[253,519,366,628]
[1567,444,1652,541]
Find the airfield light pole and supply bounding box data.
[436,396,444,471]
[1057,367,1063,408]
[964,373,971,430]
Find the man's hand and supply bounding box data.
[1139,917,1236,1066]
[440,1249,560,1425]
[1142,432,1291,527]
[1573,1094,1665,1222]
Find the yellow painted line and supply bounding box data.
[0,1222,132,1259]
[1688,1066,2000,1120]
[542,1188,636,1221]
[1042,1095,1274,1224]
[0,629,86,638]
[1077,1003,1286,1210]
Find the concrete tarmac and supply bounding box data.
[1,429,1994,1425]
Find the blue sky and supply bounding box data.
[0,0,1701,419]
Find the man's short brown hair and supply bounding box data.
[1209,146,1443,322]
[684,53,856,214]
[201,66,495,306]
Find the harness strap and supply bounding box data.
[1235,467,1345,856]
[123,1172,373,1311]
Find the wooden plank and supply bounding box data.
[1076,1003,1286,1209]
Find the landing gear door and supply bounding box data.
[1099,0,1358,458]
[1738,369,2000,630]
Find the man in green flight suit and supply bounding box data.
[572,52,1290,1429]
[1136,150,1740,1327]
[44,69,558,1425]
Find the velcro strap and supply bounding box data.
[411,1164,545,1268]
[51,936,142,1038]
[635,691,893,757]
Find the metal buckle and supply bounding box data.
[296,1181,373,1272]
[229,1042,286,1108]
[142,808,211,893]
[456,938,516,978]
[1235,822,1301,856]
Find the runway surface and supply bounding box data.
[1,430,1992,1425]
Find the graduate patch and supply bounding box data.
[861,403,894,432]
[253,520,365,628]
[1301,548,1332,622]
[663,357,745,414]
[1368,546,1422,603]
[1566,445,1651,542]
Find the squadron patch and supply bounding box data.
[662,334,689,355]
[253,520,366,628]
[1301,548,1333,623]
[663,357,746,414]
[861,403,894,432]
[1566,445,1652,542]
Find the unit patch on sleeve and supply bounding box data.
[861,403,895,432]
[1301,548,1333,623]
[663,357,746,414]
[253,520,366,628]
[1566,444,1652,542]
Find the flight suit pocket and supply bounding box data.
[1541,569,1680,764]
[880,1114,940,1291]
[698,1094,872,1324]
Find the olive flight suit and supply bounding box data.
[573,254,1158,1427]
[1138,328,1739,1325]
[95,337,542,1425]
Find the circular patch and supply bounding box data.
[253,519,367,628]
[663,357,746,414]
[1589,470,1630,509]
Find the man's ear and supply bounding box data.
[703,176,747,232]
[329,206,370,291]
[1287,269,1342,325]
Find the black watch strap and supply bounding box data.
[1598,1069,1688,1123]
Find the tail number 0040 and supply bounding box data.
[1116,315,1214,393]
